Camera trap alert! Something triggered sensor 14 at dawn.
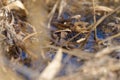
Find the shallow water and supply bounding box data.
[47,10,114,76]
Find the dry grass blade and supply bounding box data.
[57,0,66,19]
[93,5,113,12]
[39,48,62,80]
[48,0,60,28]
[80,6,120,48]
[22,32,37,42]
[76,38,86,43]
[47,45,94,60]
[95,46,120,58]
[0,0,120,80]
[89,6,120,30]
[99,32,120,44]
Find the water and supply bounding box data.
[45,12,109,76]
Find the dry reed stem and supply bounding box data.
[47,45,94,60]
[48,0,60,28]
[99,32,120,44]
[39,48,62,80]
[57,0,66,19]
[95,46,120,58]
[80,6,120,48]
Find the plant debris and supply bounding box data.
[0,0,120,80]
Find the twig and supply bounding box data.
[61,32,81,46]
